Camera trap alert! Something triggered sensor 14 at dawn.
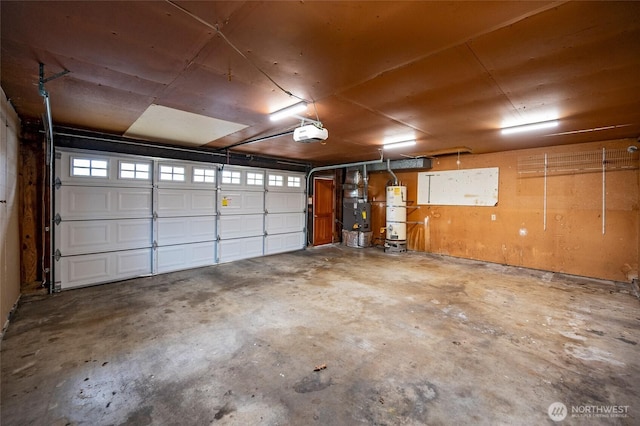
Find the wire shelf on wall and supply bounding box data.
[516,147,638,235]
[518,148,638,176]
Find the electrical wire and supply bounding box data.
[166,0,313,105]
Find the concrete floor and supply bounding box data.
[1,246,638,425]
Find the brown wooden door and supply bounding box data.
[313,178,334,245]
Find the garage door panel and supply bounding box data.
[266,192,305,213]
[266,213,304,234]
[265,232,305,255]
[219,214,264,239]
[192,192,217,211]
[157,189,216,217]
[157,242,216,273]
[58,219,152,255]
[219,191,264,214]
[118,191,153,214]
[117,250,152,275]
[218,236,264,263]
[157,216,216,245]
[56,248,152,290]
[59,186,152,220]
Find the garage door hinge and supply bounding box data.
[54,214,62,225]
[152,241,158,250]
[152,212,158,221]
[54,178,62,190]
[54,249,62,261]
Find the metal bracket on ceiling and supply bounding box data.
[38,63,70,97]
[292,115,323,129]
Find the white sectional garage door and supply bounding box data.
[53,149,306,290]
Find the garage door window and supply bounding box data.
[71,157,108,178]
[120,162,150,180]
[193,168,215,183]
[222,170,241,185]
[287,176,301,188]
[247,172,263,186]
[160,165,185,181]
[268,174,283,187]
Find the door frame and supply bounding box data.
[312,176,335,246]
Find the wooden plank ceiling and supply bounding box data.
[2,1,640,165]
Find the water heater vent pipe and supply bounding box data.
[387,158,398,186]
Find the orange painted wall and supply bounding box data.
[367,139,639,283]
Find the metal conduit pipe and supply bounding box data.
[363,164,368,201]
[305,151,384,246]
[387,158,398,186]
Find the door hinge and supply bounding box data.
[54,177,62,190]
[152,241,158,250]
[152,212,158,221]
[54,213,62,225]
[54,249,62,262]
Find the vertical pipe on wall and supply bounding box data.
[362,164,368,202]
[387,159,398,186]
[602,148,606,235]
[543,153,548,231]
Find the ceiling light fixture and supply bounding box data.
[383,140,416,150]
[501,120,559,135]
[269,101,308,121]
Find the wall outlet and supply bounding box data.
[491,214,497,221]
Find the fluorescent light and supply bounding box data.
[383,140,416,150]
[269,101,308,121]
[501,120,559,135]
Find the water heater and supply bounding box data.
[385,185,407,253]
